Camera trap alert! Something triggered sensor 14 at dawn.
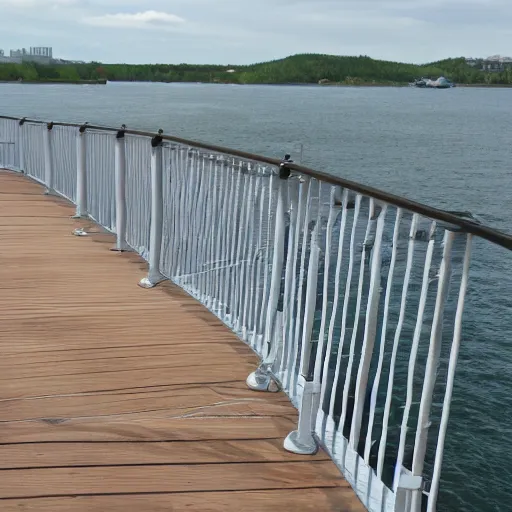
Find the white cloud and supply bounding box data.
[83,10,185,29]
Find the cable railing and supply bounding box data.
[1,114,510,512]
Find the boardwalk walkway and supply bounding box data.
[0,171,364,512]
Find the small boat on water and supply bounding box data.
[411,76,455,89]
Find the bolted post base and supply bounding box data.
[284,378,320,455]
[246,364,280,393]
[138,273,166,289]
[284,429,318,455]
[71,213,88,220]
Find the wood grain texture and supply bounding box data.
[1,489,364,512]
[0,171,365,511]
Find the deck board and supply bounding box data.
[0,171,365,511]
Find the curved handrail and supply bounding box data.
[2,114,511,250]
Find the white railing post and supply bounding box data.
[139,131,166,288]
[246,161,289,393]
[409,229,455,512]
[111,126,128,252]
[18,118,26,173]
[74,124,88,219]
[43,122,54,193]
[284,226,321,455]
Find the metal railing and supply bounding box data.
[1,114,510,512]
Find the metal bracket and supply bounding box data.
[397,474,423,491]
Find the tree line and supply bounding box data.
[0,54,511,85]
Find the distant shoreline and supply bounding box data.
[1,79,511,88]
[0,79,107,85]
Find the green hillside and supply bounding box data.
[0,54,510,85]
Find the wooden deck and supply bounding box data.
[0,171,364,512]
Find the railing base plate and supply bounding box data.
[138,274,166,289]
[246,366,280,393]
[284,430,318,455]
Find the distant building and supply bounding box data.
[0,49,12,64]
[466,55,512,73]
[10,48,28,58]
[30,47,52,58]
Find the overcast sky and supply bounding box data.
[0,0,510,64]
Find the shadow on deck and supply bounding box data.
[0,171,365,512]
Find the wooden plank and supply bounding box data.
[0,462,344,498]
[0,416,297,443]
[1,365,255,399]
[0,352,256,380]
[0,383,290,422]
[0,343,248,364]
[0,488,364,512]
[0,439,329,468]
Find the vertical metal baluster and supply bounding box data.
[337,195,368,458]
[312,186,339,407]
[409,230,455,512]
[377,214,419,478]
[394,221,437,488]
[427,233,472,512]
[241,171,257,336]
[247,171,264,343]
[205,158,219,306]
[213,160,227,312]
[257,173,276,354]
[224,162,239,322]
[348,204,387,492]
[364,209,402,463]
[318,189,349,434]
[235,170,254,332]
[279,181,300,381]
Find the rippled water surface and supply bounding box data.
[1,82,511,511]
